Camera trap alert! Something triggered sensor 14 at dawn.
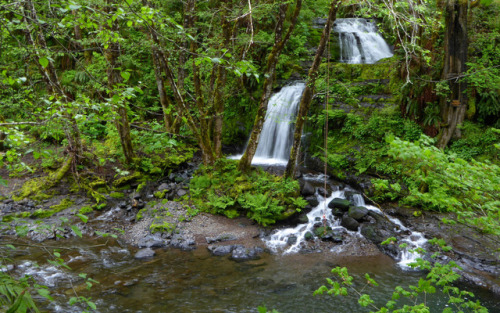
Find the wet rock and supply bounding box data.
[137,235,168,249]
[305,196,319,207]
[207,245,234,256]
[230,246,262,261]
[304,232,314,241]
[206,233,238,244]
[119,201,128,209]
[134,248,155,259]
[341,214,360,231]
[297,214,309,224]
[328,198,350,211]
[348,206,368,221]
[321,229,344,243]
[287,236,297,245]
[301,181,315,197]
[171,233,196,251]
[331,207,343,217]
[317,187,330,197]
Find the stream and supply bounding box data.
[5,236,499,313]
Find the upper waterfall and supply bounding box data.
[333,18,393,64]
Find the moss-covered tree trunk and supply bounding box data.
[238,0,302,172]
[437,0,468,149]
[285,0,340,179]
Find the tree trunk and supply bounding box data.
[23,0,83,162]
[437,0,468,149]
[238,0,302,172]
[105,2,135,164]
[285,0,340,178]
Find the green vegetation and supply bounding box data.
[190,159,307,226]
[31,199,75,219]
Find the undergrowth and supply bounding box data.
[189,159,307,226]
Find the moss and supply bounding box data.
[79,206,93,214]
[150,221,175,233]
[31,192,53,201]
[89,178,107,189]
[13,157,72,201]
[154,190,167,199]
[32,199,75,218]
[93,203,107,210]
[109,192,125,199]
[136,182,147,193]
[112,172,142,187]
[136,208,147,221]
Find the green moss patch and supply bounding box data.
[31,199,75,218]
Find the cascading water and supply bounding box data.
[230,82,305,165]
[253,82,305,165]
[334,18,393,64]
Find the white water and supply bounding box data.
[334,18,393,64]
[229,83,305,165]
[263,175,427,268]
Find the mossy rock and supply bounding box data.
[154,190,167,199]
[32,199,75,218]
[31,192,53,201]
[112,172,142,187]
[277,207,299,221]
[79,206,93,215]
[109,192,125,199]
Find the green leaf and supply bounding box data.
[69,4,81,10]
[120,71,130,82]
[77,213,89,223]
[71,225,83,238]
[37,288,54,301]
[39,57,49,68]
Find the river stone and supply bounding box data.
[304,232,314,241]
[207,245,234,256]
[301,181,315,197]
[328,198,351,211]
[297,214,309,224]
[177,189,188,197]
[157,183,169,191]
[341,214,360,231]
[348,206,369,220]
[305,196,319,208]
[137,236,168,249]
[287,236,297,245]
[230,246,262,261]
[317,187,330,197]
[134,248,155,259]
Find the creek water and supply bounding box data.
[6,238,499,312]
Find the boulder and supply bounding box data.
[301,181,315,197]
[230,246,262,261]
[137,235,168,249]
[317,187,330,197]
[297,214,309,224]
[328,198,351,211]
[348,206,369,221]
[341,214,360,231]
[207,245,234,256]
[287,236,297,245]
[134,248,155,259]
[304,232,314,241]
[305,196,319,207]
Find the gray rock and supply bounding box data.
[207,245,234,256]
[287,236,297,245]
[157,183,169,191]
[137,236,168,249]
[317,187,330,197]
[348,206,369,220]
[134,248,155,259]
[301,181,315,197]
[341,214,360,231]
[297,214,309,224]
[230,246,262,261]
[305,196,319,207]
[177,189,187,197]
[328,198,351,211]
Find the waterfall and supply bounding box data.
[230,83,305,165]
[334,18,393,64]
